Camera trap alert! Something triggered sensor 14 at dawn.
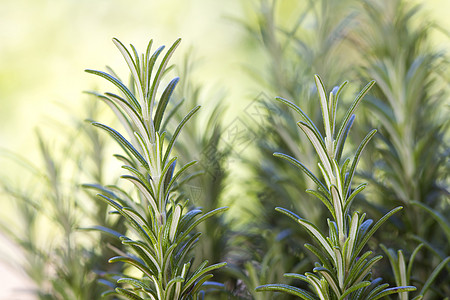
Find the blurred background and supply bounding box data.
[0,0,252,155]
[1,0,448,299]
[3,1,248,298]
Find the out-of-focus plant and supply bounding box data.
[168,54,231,267]
[351,0,450,297]
[226,230,307,300]
[0,115,110,299]
[86,38,228,299]
[381,244,450,300]
[237,0,363,239]
[256,75,416,299]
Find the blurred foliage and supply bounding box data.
[227,0,449,298]
[0,100,122,299]
[229,0,364,297]
[170,53,231,267]
[351,0,450,298]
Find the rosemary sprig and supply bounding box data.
[86,38,228,299]
[256,75,416,299]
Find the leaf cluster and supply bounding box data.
[86,38,228,299]
[255,75,416,299]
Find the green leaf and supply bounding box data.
[154,77,180,132]
[345,212,360,266]
[182,262,226,294]
[150,275,164,299]
[165,276,184,299]
[353,206,402,258]
[92,122,149,170]
[169,205,182,243]
[85,225,124,239]
[117,277,152,292]
[410,201,450,243]
[344,251,373,287]
[165,160,197,201]
[276,207,336,264]
[149,38,181,121]
[163,105,200,165]
[343,183,367,215]
[178,209,202,232]
[109,256,153,279]
[335,114,354,162]
[339,281,370,299]
[255,284,318,300]
[344,129,376,195]
[334,247,345,288]
[145,45,164,98]
[162,242,179,277]
[314,75,332,140]
[90,92,139,147]
[115,153,137,168]
[314,266,341,296]
[122,165,153,191]
[160,98,184,131]
[81,183,118,199]
[369,286,416,300]
[306,273,328,299]
[274,152,328,193]
[331,185,344,242]
[354,278,383,300]
[104,92,149,143]
[365,282,389,300]
[162,158,176,194]
[418,256,450,296]
[380,244,401,285]
[284,273,309,283]
[407,243,424,282]
[275,96,322,137]
[178,207,228,242]
[357,219,373,241]
[188,274,214,295]
[85,69,141,111]
[306,189,335,219]
[121,175,158,214]
[115,287,145,300]
[298,121,333,176]
[398,251,408,300]
[304,244,333,270]
[97,194,153,246]
[174,233,201,268]
[353,255,383,284]
[112,38,145,103]
[335,80,375,151]
[122,207,152,233]
[330,81,348,136]
[121,239,160,274]
[101,290,118,298]
[130,44,142,80]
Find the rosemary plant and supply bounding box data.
[231,1,359,297]
[170,54,231,267]
[86,38,228,299]
[353,0,450,297]
[256,75,416,299]
[1,129,107,299]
